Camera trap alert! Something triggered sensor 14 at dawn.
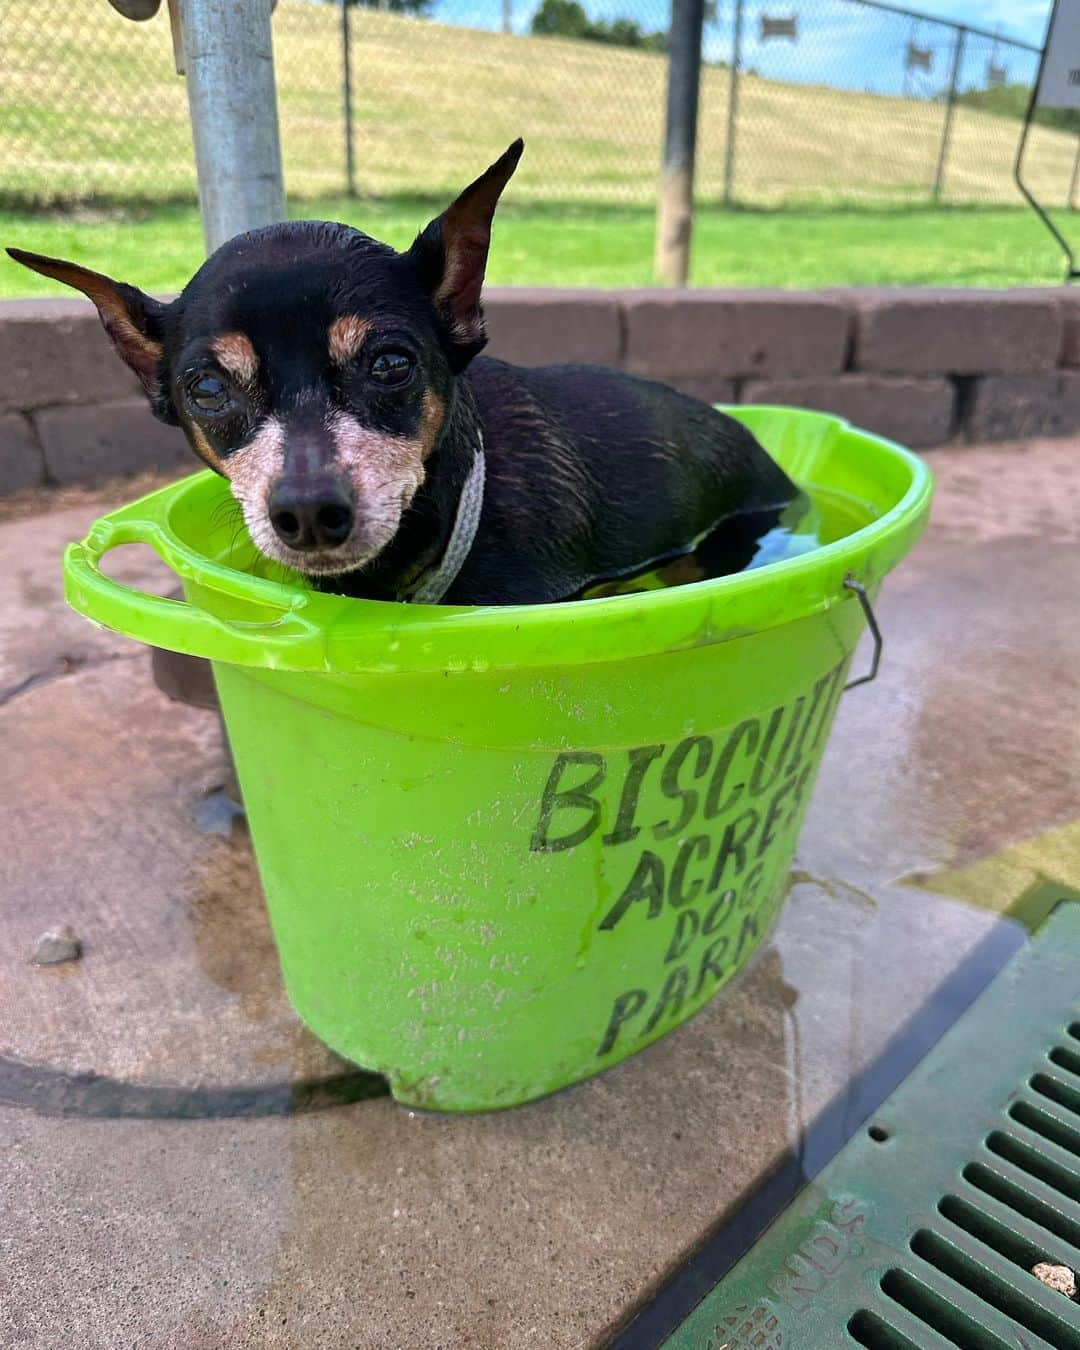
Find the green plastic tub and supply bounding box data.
[63,407,932,1112]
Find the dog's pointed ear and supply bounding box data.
[6,248,175,421]
[407,139,523,368]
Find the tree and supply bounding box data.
[956,81,1080,135]
[530,0,666,51]
[531,0,590,39]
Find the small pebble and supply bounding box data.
[31,926,82,966]
[1031,1262,1077,1300]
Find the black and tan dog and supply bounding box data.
[9,140,796,605]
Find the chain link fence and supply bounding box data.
[0,0,1074,211]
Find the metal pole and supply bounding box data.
[931,24,965,203]
[1069,136,1080,211]
[1014,0,1077,280]
[502,0,512,33]
[176,0,286,253]
[654,0,706,285]
[341,0,356,196]
[723,0,744,207]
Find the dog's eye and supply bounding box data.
[369,351,414,387]
[187,373,231,414]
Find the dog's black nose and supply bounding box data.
[269,476,355,551]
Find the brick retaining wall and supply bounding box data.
[3,286,1079,493]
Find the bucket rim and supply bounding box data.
[63,406,933,675]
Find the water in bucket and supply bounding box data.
[577,486,877,601]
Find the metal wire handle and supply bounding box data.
[843,578,883,691]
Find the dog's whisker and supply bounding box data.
[211,507,243,534]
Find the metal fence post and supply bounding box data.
[654,0,706,285]
[932,24,966,203]
[723,0,744,207]
[502,0,512,34]
[176,0,286,252]
[341,0,356,196]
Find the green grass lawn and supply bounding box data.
[1,201,1073,297]
[4,0,1077,210]
[2,0,1074,297]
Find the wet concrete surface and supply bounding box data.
[1,499,351,1092]
[3,441,1080,1348]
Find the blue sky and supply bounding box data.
[722,0,1051,94]
[436,0,1052,96]
[934,1,1048,46]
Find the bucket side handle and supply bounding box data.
[63,513,324,666]
[843,577,883,690]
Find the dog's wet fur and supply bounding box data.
[8,140,798,605]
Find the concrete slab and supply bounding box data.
[0,474,180,698]
[4,439,1079,1348]
[1,659,352,1092]
[1,480,348,1092]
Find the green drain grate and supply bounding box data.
[656,902,1080,1350]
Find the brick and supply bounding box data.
[741,375,955,449]
[0,297,140,412]
[483,289,622,367]
[851,289,1062,375]
[1057,289,1080,367]
[0,412,46,493]
[32,399,190,485]
[622,290,850,380]
[966,372,1080,442]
